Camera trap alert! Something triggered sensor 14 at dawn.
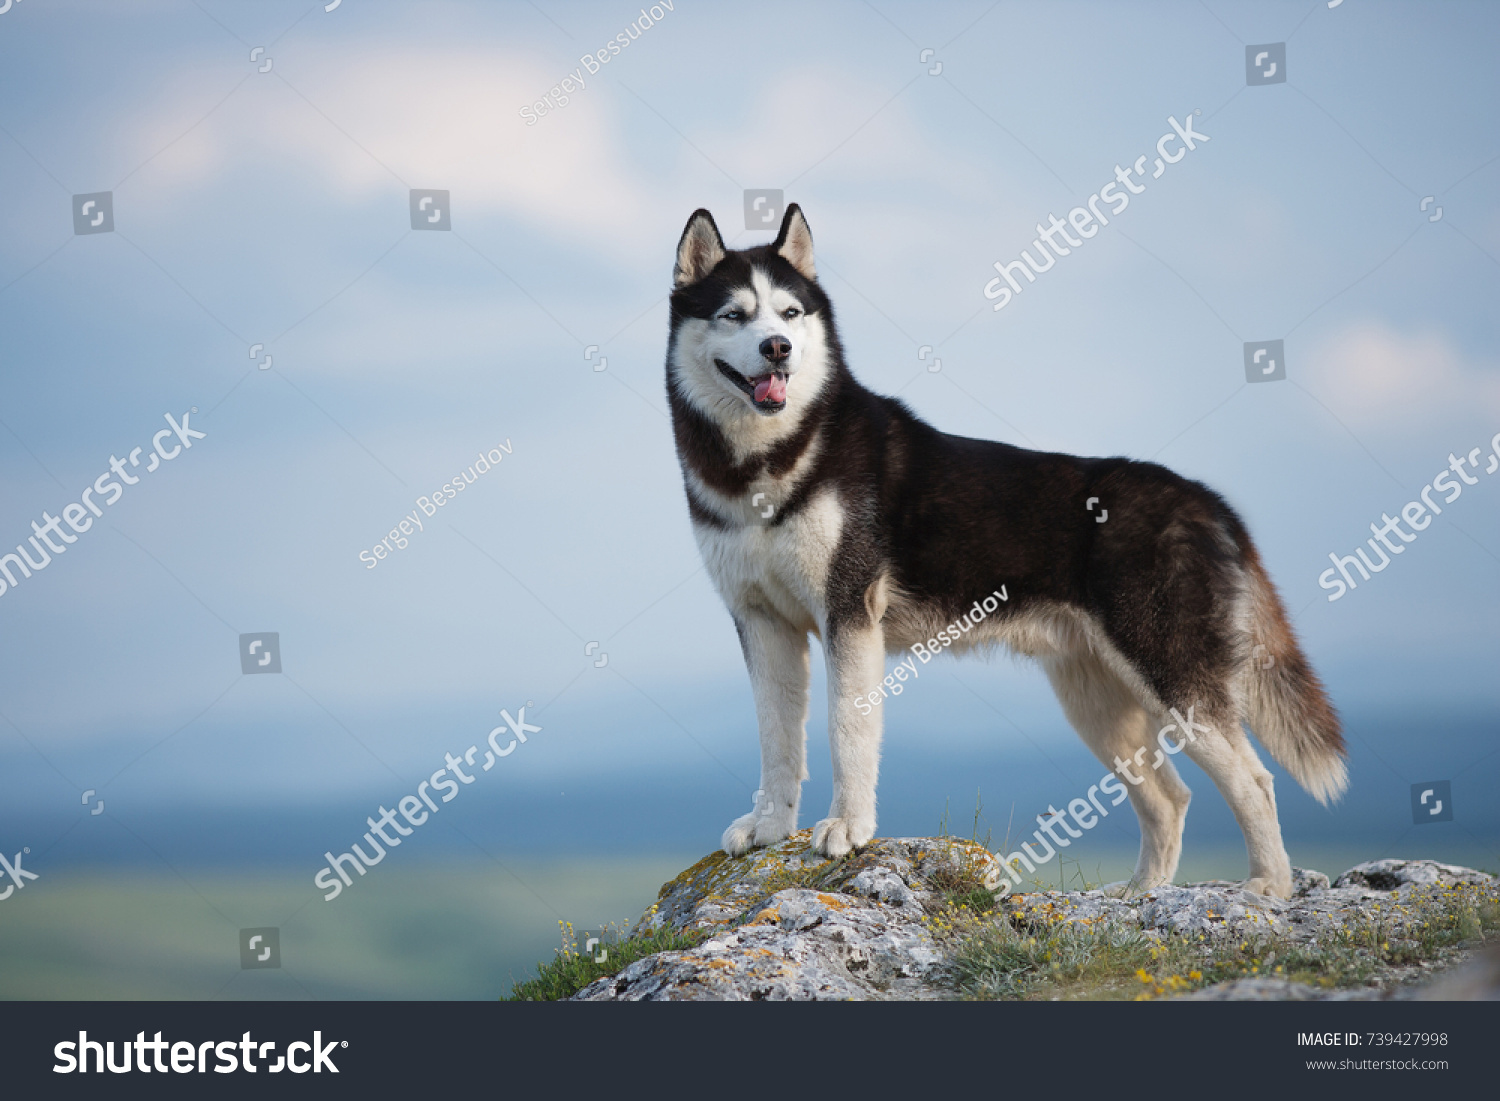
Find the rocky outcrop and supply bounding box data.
[998,857,1490,943]
[574,833,986,1001]
[570,833,1498,1001]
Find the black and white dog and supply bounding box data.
[665,204,1345,898]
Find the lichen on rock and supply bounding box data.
[573,831,996,1000]
[569,840,1499,1002]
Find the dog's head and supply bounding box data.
[667,205,834,428]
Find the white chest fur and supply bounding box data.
[690,480,845,636]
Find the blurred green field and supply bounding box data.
[1,842,1492,1000]
[0,855,696,1000]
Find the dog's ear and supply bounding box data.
[773,204,815,281]
[674,209,726,287]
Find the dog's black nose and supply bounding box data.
[759,335,791,362]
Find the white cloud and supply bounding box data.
[114,46,661,258]
[1306,318,1500,431]
[116,38,992,271]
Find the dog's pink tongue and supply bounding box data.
[755,375,787,403]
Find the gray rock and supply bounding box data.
[574,832,987,1001]
[1334,858,1490,892]
[570,839,1498,1002]
[1292,867,1331,895]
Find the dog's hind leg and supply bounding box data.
[721,609,810,856]
[1042,652,1192,895]
[1169,706,1294,898]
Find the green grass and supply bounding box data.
[505,919,707,1001]
[930,794,1006,915]
[922,845,1004,915]
[953,916,1159,1000]
[952,878,1500,1001]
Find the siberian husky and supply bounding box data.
[665,204,1345,898]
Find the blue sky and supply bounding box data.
[1,0,1497,903]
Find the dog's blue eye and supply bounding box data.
[720,311,742,321]
[783,308,801,319]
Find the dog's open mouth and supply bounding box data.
[715,359,787,413]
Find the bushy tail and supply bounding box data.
[1242,553,1348,805]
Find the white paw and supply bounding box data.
[810,815,873,858]
[721,809,794,856]
[1242,875,1289,899]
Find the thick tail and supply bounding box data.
[1241,552,1348,805]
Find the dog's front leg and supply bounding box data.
[812,618,886,857]
[721,609,811,856]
